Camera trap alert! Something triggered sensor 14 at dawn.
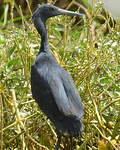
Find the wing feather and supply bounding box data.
[49,69,84,118]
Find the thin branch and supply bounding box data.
[0,94,3,150]
[27,134,49,150]
[71,0,96,42]
[101,98,120,112]
[10,89,27,150]
[93,124,118,150]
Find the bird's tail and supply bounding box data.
[61,117,83,137]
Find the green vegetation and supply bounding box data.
[0,4,120,150]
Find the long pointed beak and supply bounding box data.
[57,8,83,17]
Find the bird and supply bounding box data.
[31,4,84,150]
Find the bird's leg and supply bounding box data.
[55,131,61,150]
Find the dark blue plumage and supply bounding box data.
[31,4,84,150]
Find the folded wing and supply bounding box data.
[49,70,84,118]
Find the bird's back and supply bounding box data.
[31,52,84,137]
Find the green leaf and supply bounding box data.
[8,44,16,57]
[8,58,20,67]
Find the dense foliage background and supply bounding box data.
[0,1,120,150]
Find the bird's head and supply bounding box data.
[32,4,83,23]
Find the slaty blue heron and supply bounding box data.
[31,4,84,150]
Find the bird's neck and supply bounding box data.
[40,32,49,52]
[35,17,50,53]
